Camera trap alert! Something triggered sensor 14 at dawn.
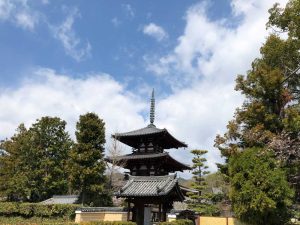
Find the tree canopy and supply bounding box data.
[0,117,73,202]
[229,148,294,225]
[187,149,219,216]
[215,0,300,204]
[214,0,300,222]
[68,112,112,206]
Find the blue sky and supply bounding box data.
[0,0,288,176]
[0,0,232,90]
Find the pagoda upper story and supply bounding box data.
[108,89,190,176]
[112,89,187,153]
[112,124,187,153]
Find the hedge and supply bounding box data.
[0,217,137,225]
[0,202,79,219]
[0,216,138,225]
[80,222,136,225]
[158,219,194,225]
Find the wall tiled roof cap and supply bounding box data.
[40,195,79,204]
[77,207,126,212]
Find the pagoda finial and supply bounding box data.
[150,89,155,124]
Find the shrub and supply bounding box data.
[0,202,19,216]
[18,203,34,217]
[159,219,194,225]
[0,202,79,219]
[0,216,78,225]
[80,222,136,225]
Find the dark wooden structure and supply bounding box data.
[107,90,190,225]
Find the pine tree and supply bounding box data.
[188,150,219,215]
[68,112,112,206]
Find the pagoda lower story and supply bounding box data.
[117,175,185,225]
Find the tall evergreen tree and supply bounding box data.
[215,0,300,202]
[0,124,31,201]
[68,112,112,206]
[28,117,73,201]
[0,117,73,202]
[188,150,219,215]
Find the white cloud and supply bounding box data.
[0,1,90,61]
[145,0,288,87]
[143,0,288,174]
[0,0,39,31]
[122,4,135,18]
[51,8,91,62]
[143,23,168,42]
[15,11,36,30]
[111,17,121,27]
[0,0,290,178]
[0,68,146,146]
[41,0,49,5]
[0,0,14,20]
[0,66,239,177]
[156,81,242,173]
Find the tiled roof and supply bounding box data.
[106,152,191,171]
[112,124,187,149]
[116,174,184,201]
[108,152,168,161]
[114,124,164,137]
[40,195,78,204]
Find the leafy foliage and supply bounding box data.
[0,216,137,225]
[0,117,73,202]
[0,124,32,201]
[187,150,219,216]
[204,172,229,198]
[29,117,73,201]
[229,148,294,225]
[214,0,300,205]
[80,222,136,225]
[68,113,112,206]
[0,202,79,219]
[158,219,194,225]
[0,216,76,225]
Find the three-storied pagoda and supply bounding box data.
[108,90,190,225]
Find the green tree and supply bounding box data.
[68,112,112,206]
[0,117,73,202]
[204,172,229,202]
[188,150,219,216]
[28,117,73,201]
[214,0,300,202]
[229,148,294,225]
[268,0,300,203]
[214,34,300,168]
[0,124,31,201]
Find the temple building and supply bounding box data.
[107,90,190,225]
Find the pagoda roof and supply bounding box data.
[115,174,185,201]
[106,152,191,171]
[112,124,187,149]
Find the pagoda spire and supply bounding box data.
[150,89,155,124]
